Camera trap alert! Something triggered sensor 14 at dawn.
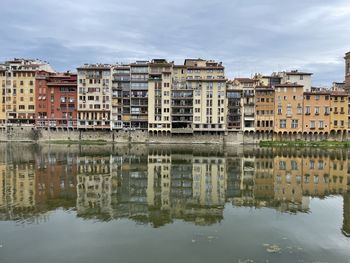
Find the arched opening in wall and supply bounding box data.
[337,130,342,140]
[149,130,153,136]
[302,132,306,140]
[296,132,302,140]
[324,132,329,139]
[308,131,313,141]
[255,131,261,139]
[342,130,347,139]
[319,132,324,141]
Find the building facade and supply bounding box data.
[111,64,130,129]
[232,78,258,132]
[148,59,173,134]
[345,52,350,91]
[0,59,54,125]
[226,80,242,130]
[330,92,348,135]
[255,86,274,133]
[35,71,77,129]
[302,91,330,135]
[274,84,304,134]
[130,61,149,130]
[279,70,312,92]
[77,64,112,130]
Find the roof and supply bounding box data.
[77,64,112,70]
[256,85,274,91]
[304,91,330,96]
[331,91,348,96]
[275,83,304,88]
[234,78,256,83]
[285,70,313,76]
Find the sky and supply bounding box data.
[0,0,349,86]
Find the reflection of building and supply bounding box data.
[0,147,349,227]
[0,163,36,220]
[343,191,350,237]
[35,153,77,206]
[76,156,113,218]
[254,157,274,200]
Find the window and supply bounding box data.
[287,104,292,116]
[310,121,315,129]
[278,105,282,115]
[279,161,286,170]
[324,107,330,115]
[291,119,298,128]
[305,106,310,114]
[297,104,302,114]
[291,160,298,170]
[315,107,320,115]
[319,121,324,128]
[310,160,315,169]
[280,119,286,128]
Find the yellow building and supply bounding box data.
[0,59,54,125]
[330,92,348,137]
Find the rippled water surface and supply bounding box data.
[0,143,349,263]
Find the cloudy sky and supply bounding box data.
[1,0,349,85]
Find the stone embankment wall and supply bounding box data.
[0,126,348,144]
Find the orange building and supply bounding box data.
[255,86,274,133]
[330,92,348,136]
[35,71,77,129]
[274,84,304,136]
[302,91,330,136]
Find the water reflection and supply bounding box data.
[0,144,349,234]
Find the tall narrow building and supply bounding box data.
[77,64,112,130]
[345,52,350,92]
[112,64,130,129]
[171,64,193,133]
[226,80,242,130]
[130,61,149,130]
[148,59,173,134]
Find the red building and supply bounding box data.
[35,71,77,129]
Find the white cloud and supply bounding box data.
[0,0,349,85]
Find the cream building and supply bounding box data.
[171,59,226,134]
[77,64,112,130]
[279,70,313,92]
[76,156,113,216]
[148,59,173,134]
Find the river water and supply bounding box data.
[0,143,349,263]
